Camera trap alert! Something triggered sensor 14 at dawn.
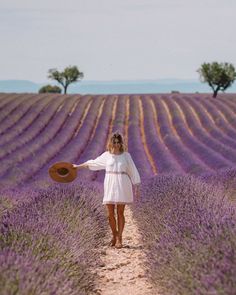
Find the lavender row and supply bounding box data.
[216,93,236,104]
[226,93,236,102]
[0,96,80,186]
[0,182,108,295]
[0,94,44,135]
[180,95,236,149]
[0,94,23,112]
[152,95,209,175]
[2,96,83,185]
[211,97,236,129]
[222,94,236,106]
[163,96,232,170]
[0,95,66,159]
[141,95,182,174]
[0,94,19,110]
[77,96,116,182]
[0,94,55,146]
[31,96,104,186]
[133,173,236,295]
[0,93,8,104]
[0,95,68,175]
[173,96,236,165]
[128,95,153,179]
[196,95,236,138]
[0,94,31,123]
[218,94,236,111]
[111,95,127,135]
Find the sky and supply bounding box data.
[0,0,236,82]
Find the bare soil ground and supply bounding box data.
[89,205,159,295]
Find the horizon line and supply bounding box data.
[0,78,200,84]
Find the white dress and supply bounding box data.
[83,151,141,204]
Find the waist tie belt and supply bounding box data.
[106,171,132,183]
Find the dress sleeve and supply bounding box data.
[126,152,141,185]
[83,151,108,171]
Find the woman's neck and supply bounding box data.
[111,149,122,155]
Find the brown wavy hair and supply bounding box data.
[107,131,127,153]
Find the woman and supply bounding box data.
[72,131,141,249]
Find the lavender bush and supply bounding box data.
[199,167,236,204]
[133,173,236,295]
[0,181,108,295]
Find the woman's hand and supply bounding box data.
[134,184,141,199]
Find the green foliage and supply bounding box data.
[197,62,236,98]
[48,65,84,94]
[38,84,62,93]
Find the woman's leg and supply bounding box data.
[105,204,118,246]
[116,204,126,248]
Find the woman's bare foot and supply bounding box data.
[109,237,116,247]
[109,231,118,247]
[115,236,123,249]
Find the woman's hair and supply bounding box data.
[107,131,127,153]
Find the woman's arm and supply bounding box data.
[74,152,108,171]
[72,163,88,169]
[126,153,141,185]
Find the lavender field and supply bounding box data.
[1,93,236,294]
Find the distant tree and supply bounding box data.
[48,65,84,94]
[197,62,236,98]
[38,84,62,93]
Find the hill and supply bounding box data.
[1,92,236,295]
[0,92,236,189]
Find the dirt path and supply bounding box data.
[89,205,157,295]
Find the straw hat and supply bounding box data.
[48,162,77,183]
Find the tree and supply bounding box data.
[197,62,236,98]
[48,65,84,94]
[38,84,62,93]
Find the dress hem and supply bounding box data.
[103,201,133,205]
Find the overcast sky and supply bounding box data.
[0,0,235,82]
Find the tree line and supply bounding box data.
[39,62,236,98]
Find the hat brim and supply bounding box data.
[48,162,77,183]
